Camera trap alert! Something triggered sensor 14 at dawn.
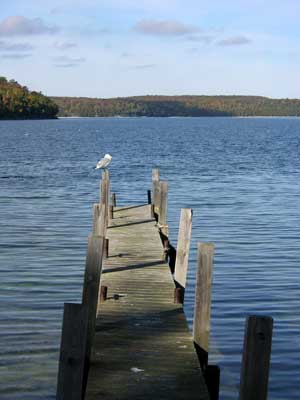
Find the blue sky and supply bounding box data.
[0,0,299,98]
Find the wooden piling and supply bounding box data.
[112,193,116,207]
[239,316,273,400]
[82,235,104,362]
[193,242,214,369]
[174,208,193,297]
[158,181,168,235]
[92,203,106,238]
[152,168,160,215]
[104,238,109,258]
[100,285,108,302]
[109,205,114,220]
[147,189,152,205]
[204,365,220,400]
[56,303,88,400]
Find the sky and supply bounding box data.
[0,0,299,98]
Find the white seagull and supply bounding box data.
[95,153,112,169]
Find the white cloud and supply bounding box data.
[1,53,32,59]
[54,41,77,50]
[134,19,199,36]
[217,35,251,46]
[53,55,86,67]
[0,40,34,51]
[0,16,59,36]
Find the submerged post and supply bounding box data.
[174,208,193,303]
[158,181,168,235]
[193,242,214,369]
[56,303,88,400]
[239,316,273,400]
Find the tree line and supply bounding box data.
[51,95,300,117]
[0,77,58,120]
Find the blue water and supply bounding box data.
[1,117,300,399]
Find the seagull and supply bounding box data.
[95,153,112,169]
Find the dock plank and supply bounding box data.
[85,204,209,400]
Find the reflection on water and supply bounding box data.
[1,117,300,399]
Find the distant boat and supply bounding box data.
[95,154,112,169]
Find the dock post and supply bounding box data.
[193,242,214,369]
[239,316,273,400]
[147,189,152,205]
[104,238,109,258]
[92,203,106,237]
[109,205,114,220]
[112,193,116,207]
[152,168,160,219]
[56,303,88,400]
[100,285,108,302]
[158,181,168,235]
[82,236,104,363]
[100,171,107,204]
[105,170,110,222]
[204,365,220,400]
[174,208,193,303]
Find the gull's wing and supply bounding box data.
[95,157,111,169]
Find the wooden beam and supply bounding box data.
[56,303,88,400]
[174,208,193,292]
[239,315,273,400]
[193,242,214,369]
[82,235,104,362]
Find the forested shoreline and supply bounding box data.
[0,77,58,120]
[1,76,300,120]
[52,95,300,117]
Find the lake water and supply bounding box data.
[1,117,300,399]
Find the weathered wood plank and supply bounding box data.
[56,303,88,400]
[85,205,209,400]
[239,315,273,400]
[174,208,193,290]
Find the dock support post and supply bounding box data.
[152,168,160,219]
[104,238,109,258]
[239,316,273,400]
[147,189,152,205]
[193,242,214,369]
[92,203,106,237]
[109,205,114,220]
[158,181,168,235]
[204,365,220,400]
[174,208,193,303]
[56,303,88,400]
[112,193,116,207]
[100,285,108,302]
[82,236,104,363]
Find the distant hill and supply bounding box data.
[51,95,300,117]
[0,77,58,120]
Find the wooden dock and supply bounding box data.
[85,204,208,400]
[56,168,274,400]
